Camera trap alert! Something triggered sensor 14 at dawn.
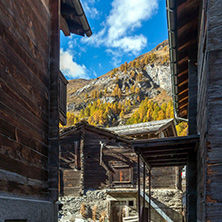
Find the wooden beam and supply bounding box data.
[151,162,187,167]
[178,19,198,37]
[178,56,188,65]
[179,101,188,110]
[178,61,188,74]
[178,97,189,107]
[178,38,197,52]
[137,154,141,222]
[142,145,194,153]
[139,151,151,170]
[178,82,188,95]
[179,95,189,104]
[178,88,188,96]
[147,158,188,164]
[178,79,188,87]
[177,8,199,30]
[143,162,146,222]
[143,150,190,158]
[60,14,70,36]
[132,135,199,147]
[178,69,188,78]
[146,154,188,161]
[149,169,151,222]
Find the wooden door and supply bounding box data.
[110,201,127,222]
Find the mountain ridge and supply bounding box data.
[65,40,177,128]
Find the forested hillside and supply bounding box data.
[63,40,188,136]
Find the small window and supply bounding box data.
[128,200,134,206]
[111,164,132,184]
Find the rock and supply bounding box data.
[145,64,171,95]
[59,190,108,222]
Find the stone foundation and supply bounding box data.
[59,191,108,222]
[150,189,183,222]
[0,195,57,222]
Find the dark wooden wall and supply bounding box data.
[60,128,179,196]
[0,0,57,199]
[196,0,222,220]
[83,130,111,189]
[151,167,177,189]
[59,131,81,196]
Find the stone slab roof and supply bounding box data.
[107,119,174,136]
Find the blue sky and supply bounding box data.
[60,0,168,80]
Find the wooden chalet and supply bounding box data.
[59,121,134,196]
[59,120,181,221]
[0,0,91,221]
[133,0,222,221]
[59,120,179,196]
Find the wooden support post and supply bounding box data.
[149,169,151,222]
[186,151,197,222]
[143,162,146,222]
[138,154,141,222]
[187,50,197,221]
[48,0,60,202]
[188,51,197,135]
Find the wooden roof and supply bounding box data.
[166,0,200,118]
[60,121,130,143]
[60,0,92,37]
[132,135,199,168]
[107,119,175,136]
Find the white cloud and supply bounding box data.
[112,35,147,54]
[68,38,77,49]
[82,27,106,47]
[60,49,89,79]
[82,0,158,56]
[82,0,100,19]
[107,0,158,41]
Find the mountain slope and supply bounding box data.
[67,40,171,112]
[64,40,188,135]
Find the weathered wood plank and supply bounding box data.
[0,90,48,133]
[0,133,48,169]
[0,0,49,63]
[0,106,48,151]
[0,153,48,181]
[0,78,48,122]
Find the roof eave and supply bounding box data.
[71,0,92,37]
[166,0,180,120]
[61,0,92,37]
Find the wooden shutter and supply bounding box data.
[111,163,133,184]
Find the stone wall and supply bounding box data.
[59,189,183,222]
[150,189,183,222]
[59,191,108,222]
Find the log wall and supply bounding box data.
[83,130,116,189]
[60,128,178,196]
[196,0,222,220]
[0,0,55,199]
